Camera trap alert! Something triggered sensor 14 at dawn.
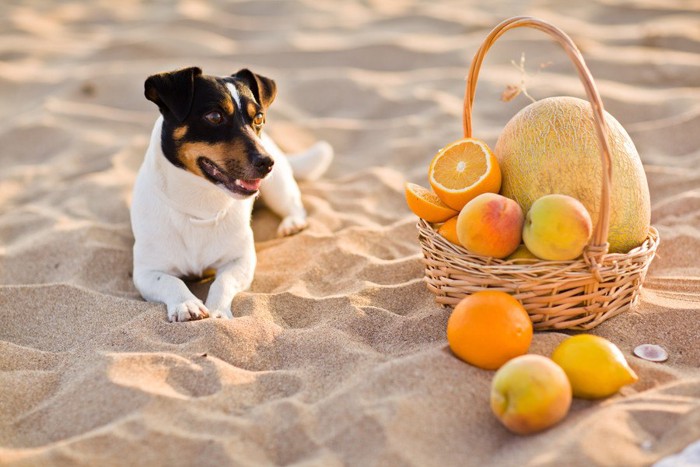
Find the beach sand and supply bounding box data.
[1,0,699,465]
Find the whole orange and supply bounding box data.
[447,291,533,370]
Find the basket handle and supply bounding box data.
[463,16,612,255]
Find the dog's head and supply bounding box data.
[144,67,277,198]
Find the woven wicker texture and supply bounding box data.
[418,16,659,330]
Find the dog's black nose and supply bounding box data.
[253,155,274,174]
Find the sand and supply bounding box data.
[1,0,699,465]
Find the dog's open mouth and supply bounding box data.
[198,157,262,196]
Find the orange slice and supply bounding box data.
[428,138,502,210]
[405,182,458,223]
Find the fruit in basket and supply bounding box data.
[551,334,638,399]
[506,244,538,261]
[428,138,501,210]
[456,193,524,258]
[522,194,593,261]
[490,354,572,435]
[437,216,460,245]
[494,96,650,253]
[404,182,458,222]
[447,291,532,370]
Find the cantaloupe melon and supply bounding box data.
[494,96,650,253]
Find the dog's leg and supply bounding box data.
[285,141,334,182]
[259,135,309,237]
[204,252,256,319]
[133,269,209,322]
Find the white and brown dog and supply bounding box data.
[131,67,332,322]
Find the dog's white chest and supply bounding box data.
[130,127,258,279]
[132,199,255,276]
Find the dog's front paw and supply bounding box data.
[168,299,209,322]
[210,308,233,319]
[277,215,308,237]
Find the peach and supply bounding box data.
[456,193,524,258]
[490,354,572,435]
[522,194,593,261]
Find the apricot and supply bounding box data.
[490,354,572,435]
[522,194,593,261]
[456,193,523,258]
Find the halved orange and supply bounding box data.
[405,182,458,223]
[428,138,502,210]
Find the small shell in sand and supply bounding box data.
[633,344,669,363]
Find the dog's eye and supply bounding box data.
[252,113,264,127]
[204,111,224,125]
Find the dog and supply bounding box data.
[130,67,333,322]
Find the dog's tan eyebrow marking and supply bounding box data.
[246,102,258,118]
[173,125,188,140]
[220,95,234,115]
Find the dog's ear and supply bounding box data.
[232,69,277,109]
[144,67,202,122]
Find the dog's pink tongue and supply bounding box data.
[239,179,262,191]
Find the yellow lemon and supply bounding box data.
[551,334,638,399]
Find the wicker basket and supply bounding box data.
[417,16,660,331]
